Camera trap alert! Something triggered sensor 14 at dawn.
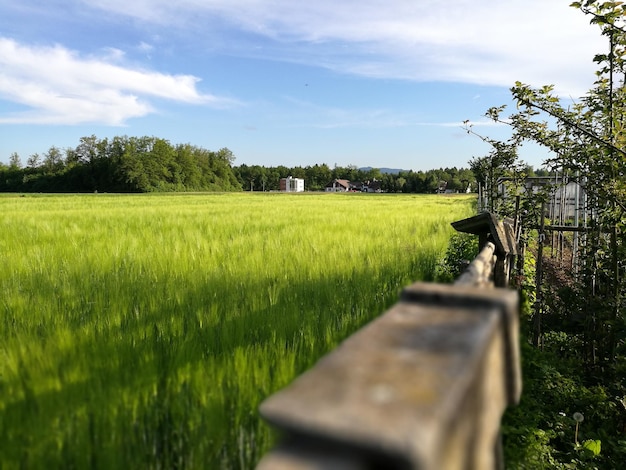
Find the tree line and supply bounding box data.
[1,135,480,194]
[0,135,242,193]
[233,163,477,193]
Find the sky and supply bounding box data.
[0,1,608,171]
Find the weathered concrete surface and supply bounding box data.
[257,283,520,470]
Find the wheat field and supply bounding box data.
[0,192,474,469]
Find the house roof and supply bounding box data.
[326,179,351,188]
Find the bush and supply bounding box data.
[435,232,478,283]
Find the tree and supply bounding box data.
[396,176,407,192]
[9,152,21,169]
[42,146,65,175]
[469,0,626,367]
[27,153,41,168]
[461,6,626,467]
[304,164,332,190]
[467,136,527,215]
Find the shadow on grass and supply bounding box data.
[1,259,431,469]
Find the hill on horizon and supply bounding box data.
[359,167,406,175]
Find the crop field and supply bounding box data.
[0,192,474,469]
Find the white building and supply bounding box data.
[280,176,305,192]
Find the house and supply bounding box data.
[349,181,364,192]
[325,179,351,192]
[362,180,382,193]
[280,176,305,192]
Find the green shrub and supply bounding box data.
[435,231,478,283]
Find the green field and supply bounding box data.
[0,192,474,469]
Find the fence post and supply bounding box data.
[451,212,517,288]
[256,213,521,469]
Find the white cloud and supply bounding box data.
[0,37,235,125]
[138,42,154,53]
[81,0,606,97]
[0,1,609,127]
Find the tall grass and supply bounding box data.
[0,192,474,469]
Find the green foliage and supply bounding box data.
[501,215,626,470]
[233,163,477,193]
[486,0,626,368]
[469,138,528,216]
[434,231,478,283]
[581,439,602,457]
[501,340,625,469]
[0,136,242,193]
[465,3,626,466]
[2,136,478,194]
[2,144,479,194]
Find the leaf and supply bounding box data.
[582,439,601,456]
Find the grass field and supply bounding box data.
[0,192,474,469]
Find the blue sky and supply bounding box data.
[0,1,606,171]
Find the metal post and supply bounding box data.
[533,201,545,348]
